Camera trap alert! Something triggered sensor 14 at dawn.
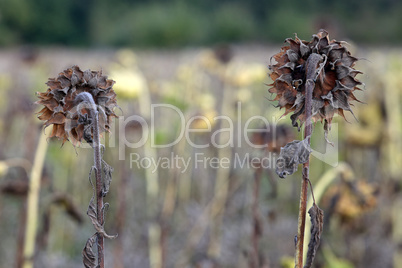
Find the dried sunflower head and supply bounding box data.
[268,30,363,132]
[36,65,118,146]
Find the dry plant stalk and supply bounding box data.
[295,54,317,268]
[22,133,48,268]
[268,30,363,267]
[207,55,234,259]
[36,66,119,268]
[136,77,163,268]
[250,166,263,268]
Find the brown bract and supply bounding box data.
[36,66,118,146]
[268,30,363,131]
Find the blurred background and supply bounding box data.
[0,0,402,267]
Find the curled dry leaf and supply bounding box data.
[304,203,324,268]
[102,160,114,197]
[87,169,118,240]
[82,234,97,268]
[276,137,312,178]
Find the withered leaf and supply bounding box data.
[304,204,324,268]
[276,137,311,178]
[87,167,118,240]
[102,160,114,197]
[82,234,97,268]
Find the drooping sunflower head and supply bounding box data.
[268,30,363,131]
[36,65,118,146]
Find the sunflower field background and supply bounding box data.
[0,0,402,267]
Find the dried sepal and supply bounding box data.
[276,137,311,178]
[304,203,324,268]
[82,234,97,268]
[36,65,118,146]
[268,30,362,133]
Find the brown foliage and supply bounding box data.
[275,137,311,178]
[304,203,324,268]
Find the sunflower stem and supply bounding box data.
[92,101,105,268]
[295,53,321,268]
[77,92,105,268]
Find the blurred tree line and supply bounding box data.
[1,0,402,47]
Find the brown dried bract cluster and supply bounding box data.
[268,30,362,132]
[36,66,118,145]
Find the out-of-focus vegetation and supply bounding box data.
[0,1,402,266]
[0,43,401,267]
[1,0,402,47]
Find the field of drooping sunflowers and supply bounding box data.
[0,42,401,268]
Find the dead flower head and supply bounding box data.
[268,30,363,132]
[36,65,118,145]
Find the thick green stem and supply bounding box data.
[295,53,321,268]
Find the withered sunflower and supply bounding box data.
[36,65,118,146]
[268,30,363,134]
